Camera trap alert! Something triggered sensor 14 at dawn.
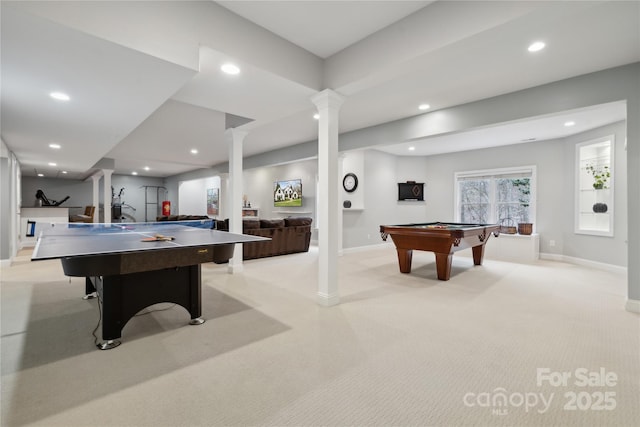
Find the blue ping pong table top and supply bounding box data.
[32,220,267,261]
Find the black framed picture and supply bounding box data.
[398,182,424,201]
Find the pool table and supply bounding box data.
[379,222,500,281]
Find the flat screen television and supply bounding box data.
[398,182,424,201]
[274,179,302,207]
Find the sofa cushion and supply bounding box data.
[260,219,285,229]
[284,217,312,227]
[242,220,261,231]
[184,215,210,220]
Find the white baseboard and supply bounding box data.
[0,259,11,269]
[227,261,244,274]
[539,253,564,262]
[626,299,640,313]
[342,242,393,254]
[317,292,340,306]
[540,252,627,274]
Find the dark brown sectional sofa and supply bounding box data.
[156,215,312,260]
[217,217,313,260]
[156,215,211,222]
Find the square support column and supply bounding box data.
[226,129,248,274]
[102,169,113,224]
[91,175,100,223]
[311,89,345,306]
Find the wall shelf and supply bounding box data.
[575,136,614,236]
[273,210,312,218]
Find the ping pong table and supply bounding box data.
[32,220,267,349]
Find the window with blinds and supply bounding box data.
[455,166,536,226]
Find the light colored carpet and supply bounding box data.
[1,244,638,426]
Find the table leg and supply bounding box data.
[396,249,413,273]
[83,277,97,300]
[434,252,453,281]
[472,244,485,265]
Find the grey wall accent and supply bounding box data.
[425,122,627,266]
[340,120,628,268]
[425,140,565,255]
[22,176,93,209]
[21,175,165,222]
[562,122,627,265]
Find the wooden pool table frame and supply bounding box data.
[380,222,500,281]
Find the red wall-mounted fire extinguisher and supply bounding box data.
[162,201,171,216]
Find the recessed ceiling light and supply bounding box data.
[132,171,138,176]
[221,63,240,75]
[49,143,61,149]
[564,121,576,127]
[528,41,545,52]
[62,171,68,174]
[190,149,198,154]
[408,146,416,151]
[48,162,57,166]
[37,173,44,177]
[50,91,70,101]
[418,104,430,111]
[313,113,320,120]
[144,166,150,171]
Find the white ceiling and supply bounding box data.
[1,1,638,179]
[217,0,434,58]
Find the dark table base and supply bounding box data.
[85,265,204,348]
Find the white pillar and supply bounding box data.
[226,129,248,274]
[311,89,345,306]
[338,154,345,256]
[91,175,100,223]
[102,169,113,224]
[219,173,230,220]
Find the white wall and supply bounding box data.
[178,176,221,217]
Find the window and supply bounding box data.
[455,166,536,228]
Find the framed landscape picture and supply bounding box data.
[274,179,302,207]
[207,188,219,215]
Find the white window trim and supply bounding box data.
[454,165,537,229]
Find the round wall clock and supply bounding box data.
[343,173,358,192]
